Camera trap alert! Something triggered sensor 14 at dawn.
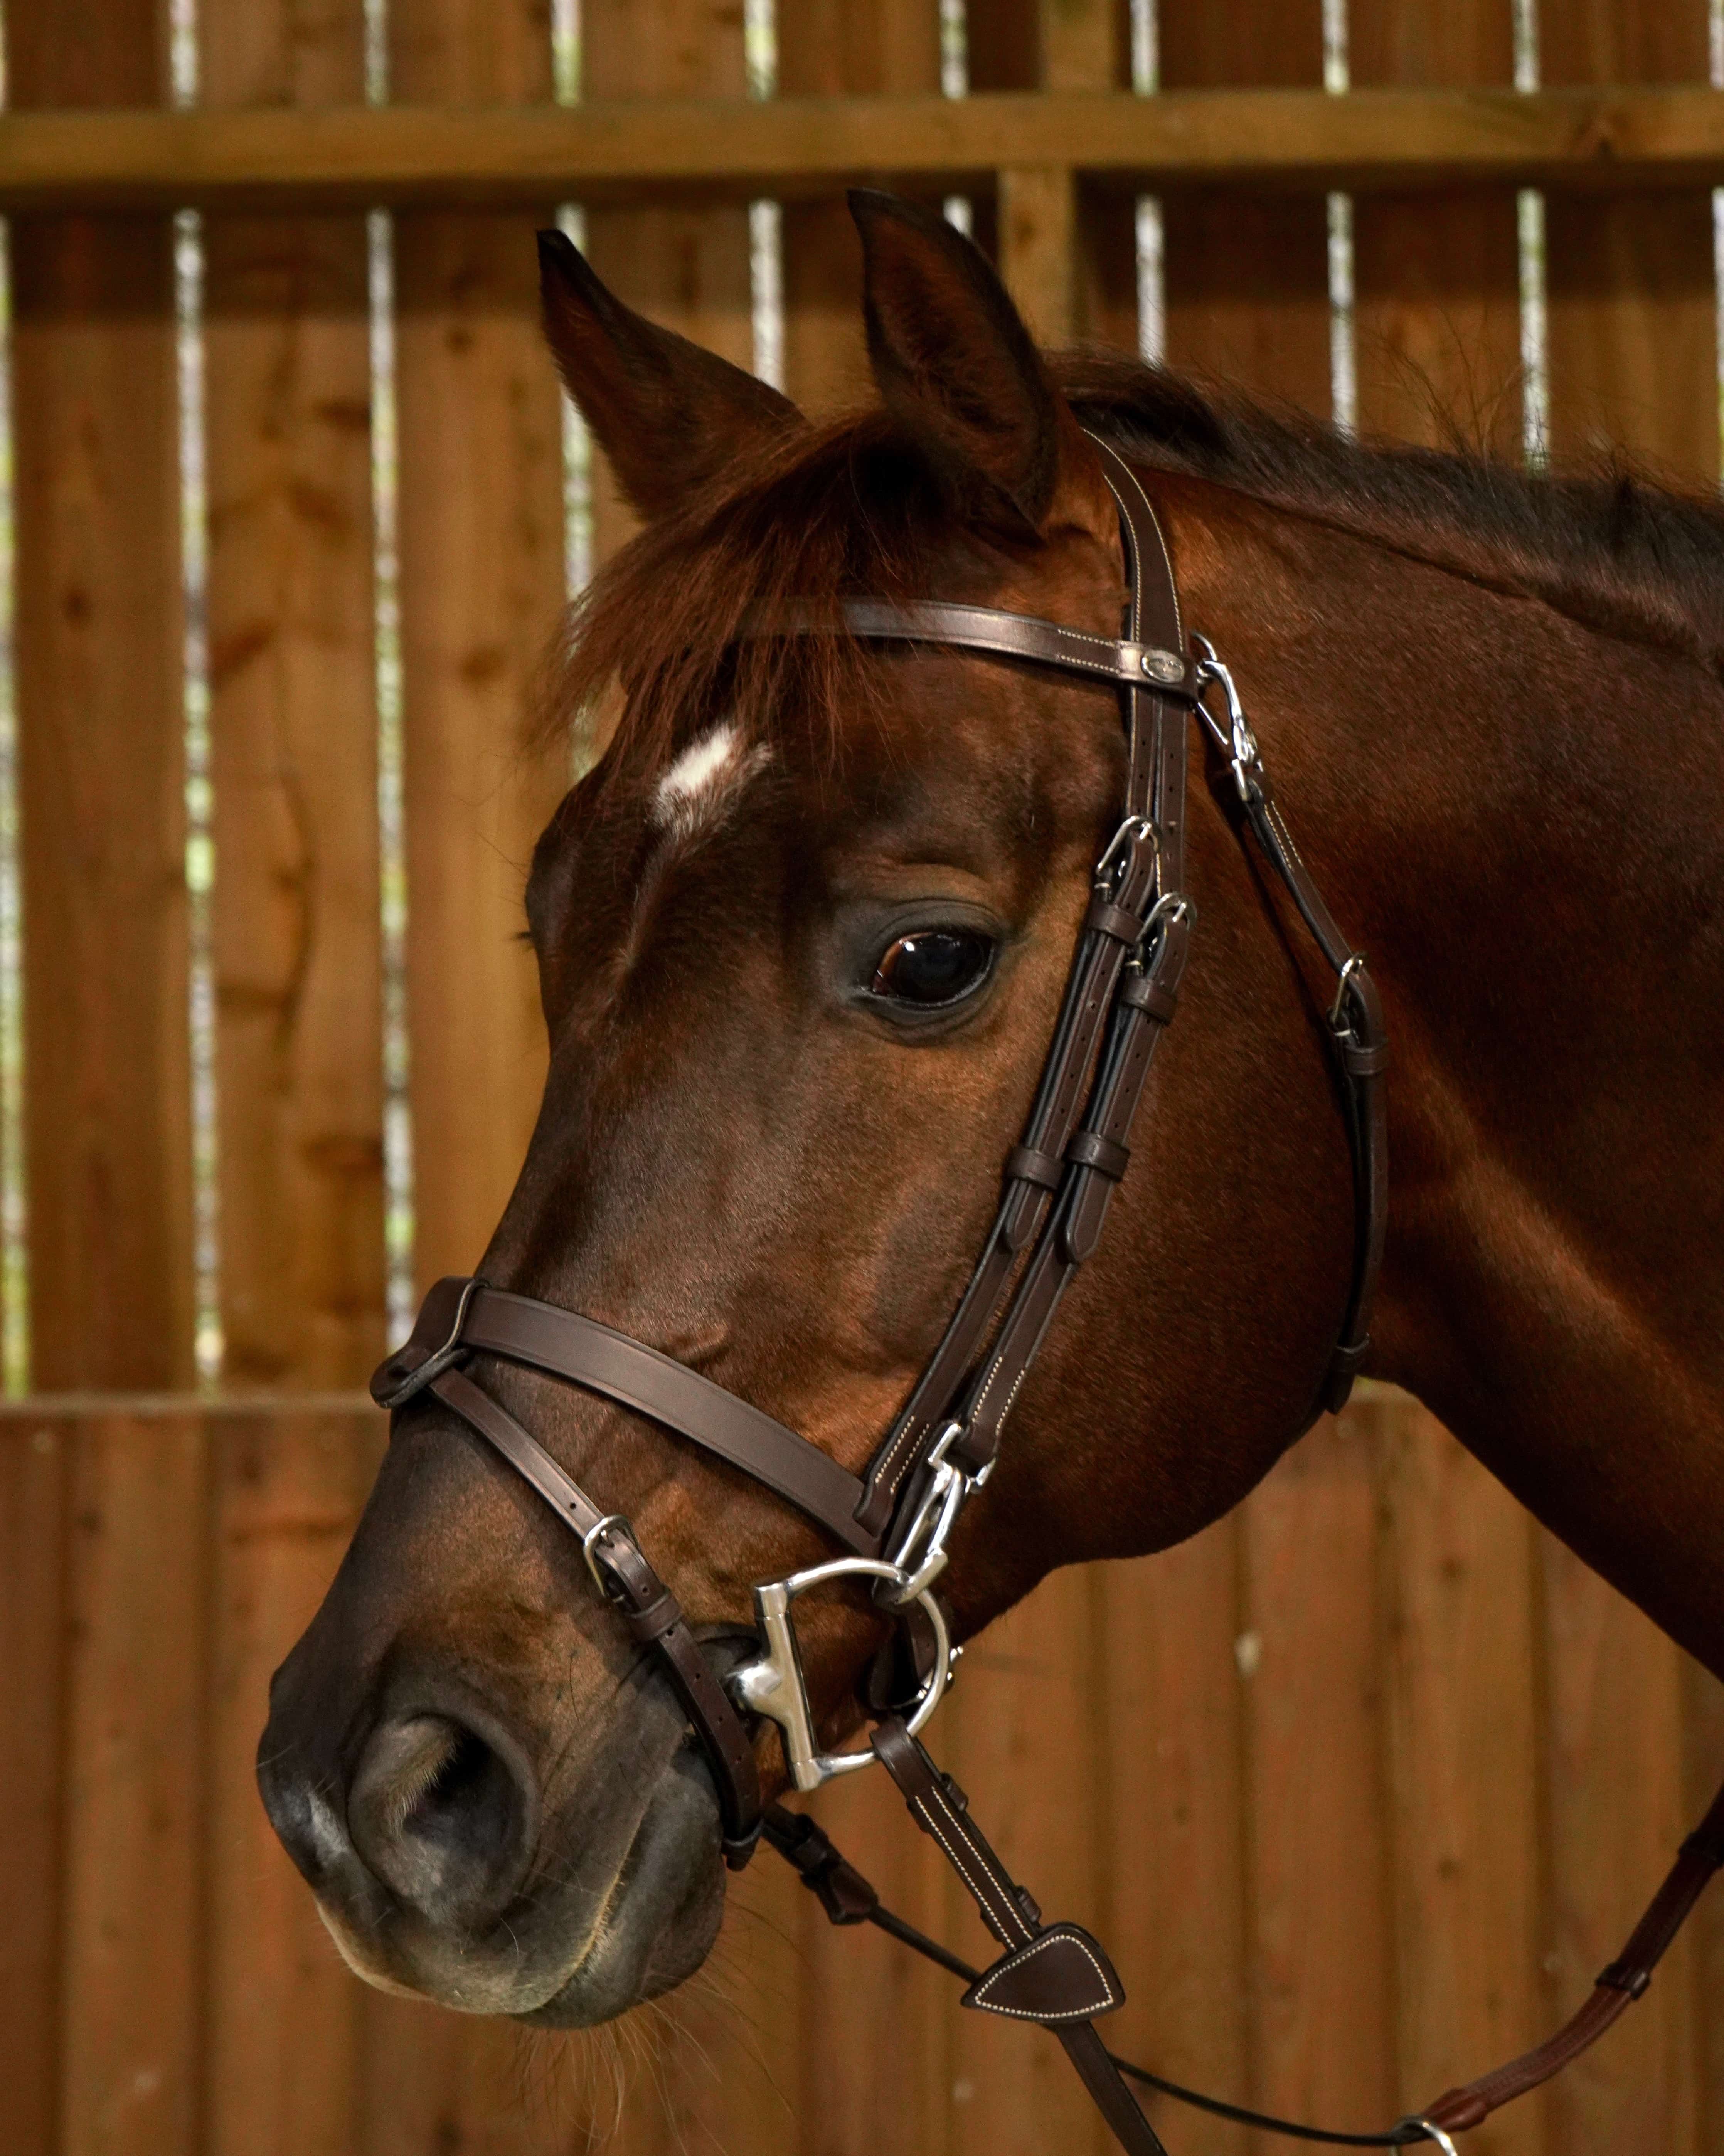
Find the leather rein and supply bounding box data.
[370,438,1723,2153]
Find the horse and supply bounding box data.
[257,188,1724,2136]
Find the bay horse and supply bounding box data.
[258,190,1724,2144]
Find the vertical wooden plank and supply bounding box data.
[393,3,567,1293]
[1543,6,1716,483]
[11,0,190,1391]
[1241,1410,1396,2133]
[792,1759,951,2156]
[1370,1392,1545,2156]
[1539,1535,1698,2156]
[204,1408,380,2156]
[57,1412,210,2156]
[0,1414,69,2156]
[999,166,1081,347]
[1349,0,1522,456]
[582,0,754,562]
[943,1568,1111,2155]
[1157,0,1330,412]
[777,0,941,413]
[1096,1524,1249,2156]
[202,2,386,1390]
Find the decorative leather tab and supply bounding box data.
[962,1923,1126,2023]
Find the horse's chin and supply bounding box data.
[308,1749,726,2026]
[519,1753,727,2026]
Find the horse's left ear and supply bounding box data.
[849,189,1116,547]
[538,228,802,520]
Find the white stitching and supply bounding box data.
[969,1927,1122,2022]
[914,1798,1030,1947]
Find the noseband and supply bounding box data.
[369,439,1721,2154]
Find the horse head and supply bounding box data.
[256,192,1360,2025]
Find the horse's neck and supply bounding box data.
[1207,488,1724,1674]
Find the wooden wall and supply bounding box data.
[0,0,1721,2152]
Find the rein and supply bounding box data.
[369,437,1722,2152]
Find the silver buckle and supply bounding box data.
[1329,950,1366,1031]
[726,1556,954,1792]
[1191,634,1261,803]
[1093,813,1153,893]
[878,1419,992,1609]
[581,1512,636,1599]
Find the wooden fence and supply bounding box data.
[1,0,1722,2150]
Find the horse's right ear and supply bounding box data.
[537,229,801,520]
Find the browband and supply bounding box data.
[748,597,1204,700]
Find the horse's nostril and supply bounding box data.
[349,1710,536,1930]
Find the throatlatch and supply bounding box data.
[372,435,1720,2152]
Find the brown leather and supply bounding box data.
[961,1923,1125,2022]
[1204,737,1390,1416]
[1420,1777,1724,2135]
[422,1368,764,1863]
[828,597,1203,698]
[871,1717,1167,2156]
[380,1277,876,1556]
[858,438,1196,1525]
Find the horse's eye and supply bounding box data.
[870,928,995,1007]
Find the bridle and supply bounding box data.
[369,437,1722,2153]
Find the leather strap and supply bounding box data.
[1189,692,1389,1416]
[761,597,1203,699]
[769,1767,1724,2148]
[416,1367,764,1863]
[859,436,1194,1537]
[870,1717,1168,2156]
[1420,1777,1724,2134]
[376,1276,876,1557]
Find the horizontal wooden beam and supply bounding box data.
[0,88,1722,210]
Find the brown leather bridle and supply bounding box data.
[369,439,1722,2153]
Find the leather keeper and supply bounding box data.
[1067,1131,1130,1181]
[1596,1960,1653,2000]
[1005,1144,1064,1193]
[623,1589,682,1645]
[1340,1037,1389,1078]
[1118,969,1179,1024]
[1085,894,1145,945]
[961,1923,1125,2024]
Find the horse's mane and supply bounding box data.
[539,352,1724,777]
[1062,350,1724,679]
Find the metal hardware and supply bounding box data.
[1329,950,1367,1031]
[1093,813,1152,892]
[1138,647,1184,684]
[1396,2122,1460,2156]
[879,1420,994,1609]
[1136,890,1192,956]
[727,1556,953,1791]
[1191,632,1261,804]
[581,1512,636,1599]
